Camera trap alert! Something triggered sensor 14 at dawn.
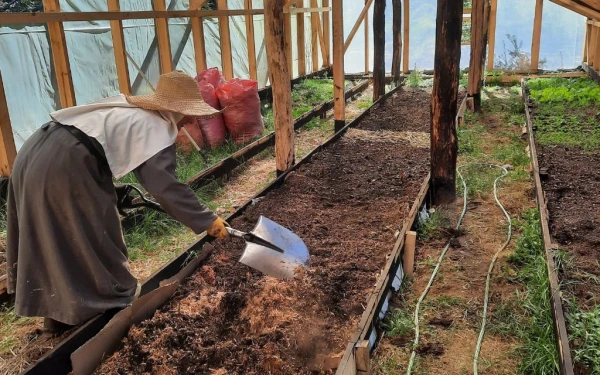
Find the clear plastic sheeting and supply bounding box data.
[539,1,585,70]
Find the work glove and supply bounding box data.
[207,217,229,239]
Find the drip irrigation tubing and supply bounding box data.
[406,163,512,375]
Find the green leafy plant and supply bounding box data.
[382,309,414,338]
[569,305,600,373]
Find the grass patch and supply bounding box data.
[568,304,600,373]
[416,209,450,241]
[355,98,373,110]
[0,308,35,356]
[383,309,414,338]
[424,295,465,310]
[507,208,560,375]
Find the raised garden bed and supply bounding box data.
[94,87,431,374]
[525,76,600,375]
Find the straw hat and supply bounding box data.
[126,71,221,119]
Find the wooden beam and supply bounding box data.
[0,70,17,177]
[323,0,331,66]
[594,25,600,70]
[218,0,234,79]
[284,7,293,76]
[42,0,76,108]
[153,0,173,74]
[264,0,294,174]
[549,0,600,21]
[530,0,544,72]
[314,7,328,67]
[467,0,490,111]
[311,0,319,72]
[402,0,410,74]
[486,0,498,71]
[332,0,345,132]
[391,0,402,85]
[589,25,598,67]
[343,0,374,53]
[107,0,131,94]
[373,0,386,101]
[0,9,265,24]
[583,19,591,63]
[190,0,208,73]
[431,0,462,205]
[285,6,330,14]
[245,0,258,80]
[364,0,370,74]
[297,0,306,76]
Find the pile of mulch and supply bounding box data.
[96,88,432,375]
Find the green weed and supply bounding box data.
[507,209,560,374]
[424,295,464,310]
[416,209,449,241]
[355,98,373,110]
[383,309,414,338]
[407,68,424,88]
[568,304,600,373]
[0,307,35,356]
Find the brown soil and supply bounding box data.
[97,88,430,375]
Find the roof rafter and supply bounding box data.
[550,0,600,20]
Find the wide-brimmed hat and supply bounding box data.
[126,71,220,119]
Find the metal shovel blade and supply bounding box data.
[238,216,310,279]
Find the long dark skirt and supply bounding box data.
[6,123,137,325]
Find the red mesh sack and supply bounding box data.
[175,117,204,153]
[195,68,226,148]
[216,78,264,145]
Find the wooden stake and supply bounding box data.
[403,231,416,278]
[153,0,173,74]
[190,0,208,73]
[332,0,345,132]
[218,0,234,79]
[486,0,498,71]
[355,340,370,374]
[42,0,76,108]
[311,0,319,72]
[323,0,331,66]
[364,0,370,74]
[402,0,410,74]
[372,0,386,101]
[431,0,462,205]
[467,0,489,111]
[530,0,544,72]
[264,0,294,174]
[391,0,402,85]
[0,70,16,177]
[245,0,258,80]
[297,0,306,76]
[108,0,131,94]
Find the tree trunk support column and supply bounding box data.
[467,0,490,111]
[391,0,402,86]
[431,0,463,205]
[264,0,295,175]
[373,0,386,101]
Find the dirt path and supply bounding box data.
[373,87,538,375]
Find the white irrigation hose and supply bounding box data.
[406,163,512,375]
[406,168,468,375]
[468,164,512,375]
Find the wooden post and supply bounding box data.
[467,0,489,111]
[311,0,319,72]
[364,0,370,74]
[403,231,416,278]
[0,70,17,177]
[42,0,76,108]
[431,0,462,205]
[190,0,208,73]
[583,20,591,63]
[402,0,410,74]
[153,0,173,74]
[594,25,600,71]
[530,0,543,72]
[589,25,598,68]
[332,0,345,132]
[297,0,306,76]
[391,0,402,85]
[107,0,131,94]
[323,0,331,67]
[264,0,294,175]
[372,0,386,101]
[245,0,258,80]
[355,340,370,374]
[218,0,234,79]
[486,0,498,71]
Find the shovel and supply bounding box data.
[226,216,310,279]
